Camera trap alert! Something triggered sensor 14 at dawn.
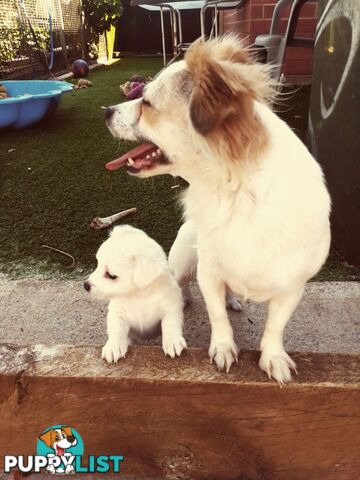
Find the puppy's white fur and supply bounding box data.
[86,225,186,362]
[106,36,331,383]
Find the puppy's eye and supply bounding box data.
[105,271,118,280]
[142,98,152,108]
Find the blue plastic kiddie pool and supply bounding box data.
[0,80,73,130]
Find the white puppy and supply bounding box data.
[104,36,331,383]
[84,225,186,362]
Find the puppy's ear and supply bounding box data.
[39,429,55,447]
[132,252,167,289]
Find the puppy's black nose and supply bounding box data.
[84,281,91,292]
[105,107,115,121]
[67,435,75,443]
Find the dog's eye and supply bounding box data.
[142,98,152,108]
[105,271,118,280]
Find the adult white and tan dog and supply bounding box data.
[84,225,186,362]
[105,36,331,383]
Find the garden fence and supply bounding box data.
[0,0,85,79]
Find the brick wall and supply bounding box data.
[222,0,318,77]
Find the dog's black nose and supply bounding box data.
[84,281,91,292]
[67,435,75,443]
[105,107,115,121]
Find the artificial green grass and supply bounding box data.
[0,57,183,278]
[0,62,359,281]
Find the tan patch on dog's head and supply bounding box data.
[141,99,159,127]
[185,35,274,164]
[140,71,191,133]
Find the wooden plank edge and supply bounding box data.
[0,343,359,387]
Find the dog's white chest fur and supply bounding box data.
[108,287,169,335]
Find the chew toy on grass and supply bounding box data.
[126,82,145,100]
[120,81,132,96]
[119,75,152,100]
[75,79,93,90]
[90,207,137,230]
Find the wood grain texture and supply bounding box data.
[0,344,359,479]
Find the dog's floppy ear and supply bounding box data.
[186,40,237,136]
[185,37,274,133]
[39,429,55,447]
[185,38,272,161]
[132,251,167,289]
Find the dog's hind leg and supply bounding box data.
[259,286,304,384]
[168,221,197,306]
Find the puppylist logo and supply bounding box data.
[4,425,124,475]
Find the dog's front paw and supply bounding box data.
[162,333,187,358]
[209,337,239,372]
[102,339,129,363]
[259,349,297,385]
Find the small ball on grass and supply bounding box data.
[72,59,89,78]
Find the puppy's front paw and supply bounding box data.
[162,333,187,358]
[259,349,297,385]
[209,338,239,372]
[102,339,128,363]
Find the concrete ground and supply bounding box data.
[0,278,359,354]
[0,279,359,480]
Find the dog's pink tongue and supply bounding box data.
[106,143,155,171]
[56,446,65,456]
